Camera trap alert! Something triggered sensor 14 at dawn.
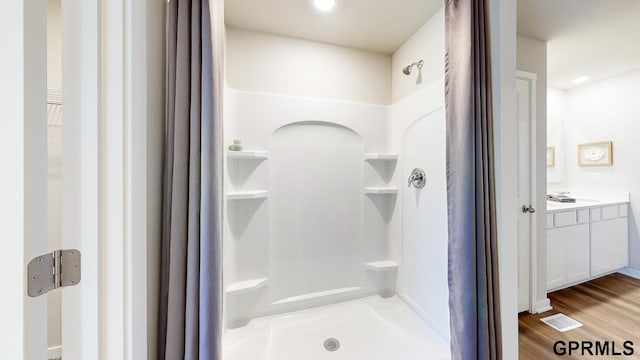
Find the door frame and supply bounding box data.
[516,71,539,314]
[0,0,164,358]
[93,0,165,359]
[64,0,164,358]
[61,0,100,358]
[101,0,165,358]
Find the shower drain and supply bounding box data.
[323,338,340,352]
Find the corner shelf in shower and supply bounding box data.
[364,187,398,195]
[364,153,398,161]
[227,150,269,160]
[227,190,269,200]
[365,260,398,271]
[226,277,268,295]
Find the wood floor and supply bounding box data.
[519,273,640,359]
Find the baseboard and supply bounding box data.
[618,267,640,280]
[532,298,553,314]
[48,345,62,359]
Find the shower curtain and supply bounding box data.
[445,0,502,359]
[158,0,224,359]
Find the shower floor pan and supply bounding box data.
[222,295,450,360]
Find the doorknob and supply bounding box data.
[522,205,536,214]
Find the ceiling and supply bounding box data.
[226,0,640,89]
[518,0,640,90]
[224,0,444,54]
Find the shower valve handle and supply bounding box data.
[408,168,426,189]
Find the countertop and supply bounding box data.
[545,189,630,213]
[546,199,629,212]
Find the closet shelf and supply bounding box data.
[227,150,269,160]
[364,153,398,161]
[226,278,268,295]
[364,187,398,195]
[365,261,399,271]
[227,190,269,200]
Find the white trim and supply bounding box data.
[61,0,101,358]
[532,298,553,314]
[491,0,519,357]
[100,0,164,359]
[516,71,548,314]
[617,267,640,279]
[101,0,127,358]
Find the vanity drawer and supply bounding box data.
[578,209,590,224]
[620,204,629,217]
[591,208,602,221]
[601,206,619,220]
[554,211,577,227]
[547,213,554,228]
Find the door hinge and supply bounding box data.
[27,249,81,297]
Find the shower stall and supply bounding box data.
[222,2,449,359]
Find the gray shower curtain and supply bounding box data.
[445,0,502,359]
[158,0,224,359]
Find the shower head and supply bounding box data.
[402,60,424,76]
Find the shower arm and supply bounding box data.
[403,60,424,75]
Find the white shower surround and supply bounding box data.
[223,78,450,341]
[392,79,450,340]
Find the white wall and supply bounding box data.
[561,69,640,271]
[391,7,444,104]
[225,26,392,105]
[516,35,549,311]
[547,88,566,184]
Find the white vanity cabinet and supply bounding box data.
[547,224,590,290]
[546,203,629,291]
[591,216,629,277]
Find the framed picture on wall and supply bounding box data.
[547,146,555,167]
[578,141,613,166]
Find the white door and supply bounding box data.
[516,74,536,312]
[0,1,100,359]
[1,2,51,358]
